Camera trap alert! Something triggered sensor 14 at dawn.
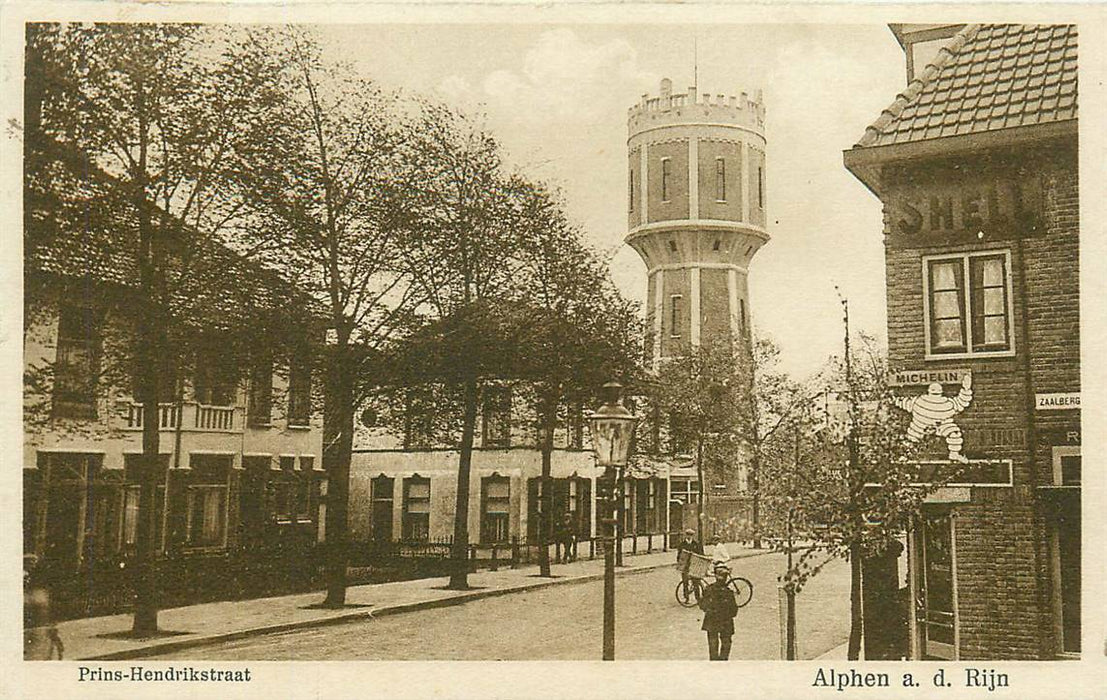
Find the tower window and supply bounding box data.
[715,158,726,201]
[670,295,683,338]
[668,240,678,253]
[740,298,747,334]
[712,240,721,252]
[757,166,764,208]
[661,158,672,202]
[629,168,635,212]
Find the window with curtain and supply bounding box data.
[481,476,511,544]
[925,252,1011,356]
[403,476,431,540]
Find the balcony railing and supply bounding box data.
[121,402,242,433]
[124,403,181,429]
[196,404,235,430]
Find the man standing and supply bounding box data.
[699,563,739,660]
[676,529,703,596]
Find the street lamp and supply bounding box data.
[587,381,638,661]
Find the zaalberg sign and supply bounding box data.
[1035,392,1080,411]
[884,176,1042,246]
[889,368,971,387]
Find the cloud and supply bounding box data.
[440,28,654,123]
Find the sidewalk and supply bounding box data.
[57,543,768,661]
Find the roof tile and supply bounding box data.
[855,24,1077,148]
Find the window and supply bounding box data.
[185,454,230,547]
[296,456,314,521]
[740,298,747,335]
[403,476,431,540]
[671,477,701,505]
[670,295,683,338]
[924,252,1012,357]
[194,364,236,406]
[1053,446,1081,487]
[757,166,764,208]
[481,476,511,543]
[121,454,169,552]
[661,158,672,201]
[239,456,270,545]
[287,354,311,426]
[715,158,726,201]
[274,456,297,522]
[371,476,394,541]
[248,354,273,426]
[482,386,512,447]
[53,302,102,419]
[628,168,635,212]
[186,486,226,547]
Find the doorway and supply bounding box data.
[913,510,957,660]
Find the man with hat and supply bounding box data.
[676,528,703,599]
[699,562,739,660]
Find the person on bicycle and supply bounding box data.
[699,562,739,660]
[676,529,703,597]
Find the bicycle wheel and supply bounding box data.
[729,576,754,608]
[675,579,702,608]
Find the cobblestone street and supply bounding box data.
[158,551,849,661]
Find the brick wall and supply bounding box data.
[881,143,1077,659]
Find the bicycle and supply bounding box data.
[675,572,754,609]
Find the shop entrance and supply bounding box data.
[913,511,957,660]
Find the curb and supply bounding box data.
[81,548,772,661]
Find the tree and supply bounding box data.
[506,183,642,576]
[26,23,291,634]
[391,105,526,590]
[229,27,426,607]
[651,337,750,543]
[760,310,969,660]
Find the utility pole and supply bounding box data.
[839,290,864,661]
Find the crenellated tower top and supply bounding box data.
[628,77,766,137]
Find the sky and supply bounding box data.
[321,23,907,380]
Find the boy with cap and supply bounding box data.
[699,562,739,660]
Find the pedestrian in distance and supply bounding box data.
[699,563,739,661]
[676,528,703,597]
[555,512,576,563]
[24,554,63,660]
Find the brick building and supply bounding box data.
[23,138,327,618]
[844,24,1079,659]
[625,79,768,530]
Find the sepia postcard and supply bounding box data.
[2,2,1105,698]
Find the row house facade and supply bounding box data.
[23,140,325,617]
[349,383,673,548]
[845,24,1079,659]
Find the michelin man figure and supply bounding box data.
[892,374,973,463]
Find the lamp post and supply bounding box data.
[588,381,638,661]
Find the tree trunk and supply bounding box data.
[322,347,355,607]
[132,313,162,635]
[448,376,479,589]
[848,540,864,660]
[750,449,761,549]
[538,388,556,577]
[131,86,162,634]
[695,438,705,544]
